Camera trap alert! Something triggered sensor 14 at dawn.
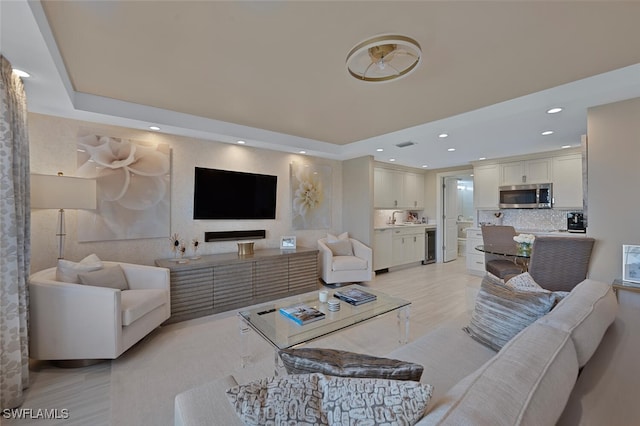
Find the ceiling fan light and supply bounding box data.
[346,35,422,83]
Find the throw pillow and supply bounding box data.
[463,274,562,351]
[78,265,129,290]
[325,239,353,256]
[278,348,423,381]
[505,272,546,292]
[326,232,349,243]
[56,253,103,283]
[226,373,432,426]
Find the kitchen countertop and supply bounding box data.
[465,227,587,237]
[375,223,436,230]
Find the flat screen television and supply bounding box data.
[193,167,277,219]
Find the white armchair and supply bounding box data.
[318,237,373,285]
[28,261,170,362]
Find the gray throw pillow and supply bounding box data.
[56,253,103,283]
[325,239,353,256]
[226,373,433,426]
[463,274,562,351]
[78,265,129,290]
[278,348,423,381]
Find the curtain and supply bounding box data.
[0,55,31,409]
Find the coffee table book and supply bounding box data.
[334,288,377,306]
[279,304,325,325]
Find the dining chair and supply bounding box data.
[528,236,596,291]
[480,225,526,279]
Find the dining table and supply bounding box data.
[475,244,531,271]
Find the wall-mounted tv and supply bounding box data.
[193,167,277,220]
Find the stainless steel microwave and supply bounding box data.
[499,183,552,209]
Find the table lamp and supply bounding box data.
[31,172,97,259]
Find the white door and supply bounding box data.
[443,177,459,262]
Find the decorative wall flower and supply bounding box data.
[77,135,170,211]
[170,233,181,255]
[290,162,332,230]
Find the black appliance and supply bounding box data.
[193,167,277,219]
[422,229,436,264]
[567,212,586,233]
[499,183,552,209]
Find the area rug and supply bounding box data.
[110,308,400,425]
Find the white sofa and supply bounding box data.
[317,237,373,285]
[174,278,618,425]
[29,261,170,361]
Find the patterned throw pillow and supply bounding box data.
[278,348,423,381]
[505,272,546,292]
[56,253,103,283]
[463,274,563,351]
[226,373,433,426]
[325,239,354,256]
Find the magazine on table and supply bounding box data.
[334,288,377,305]
[279,303,325,325]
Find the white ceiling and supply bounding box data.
[3,0,640,170]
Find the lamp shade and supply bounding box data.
[31,173,96,210]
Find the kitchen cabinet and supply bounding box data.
[374,168,403,208]
[500,158,551,185]
[403,172,425,209]
[473,164,500,209]
[374,167,425,209]
[391,227,425,266]
[552,153,583,209]
[465,228,485,276]
[373,228,393,271]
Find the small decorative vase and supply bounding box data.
[518,243,532,256]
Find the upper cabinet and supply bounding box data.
[552,153,583,209]
[374,167,425,209]
[403,172,425,209]
[500,158,551,185]
[473,148,583,210]
[473,164,500,209]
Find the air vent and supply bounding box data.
[395,141,416,148]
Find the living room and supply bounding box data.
[3,1,640,425]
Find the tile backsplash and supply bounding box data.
[478,209,581,231]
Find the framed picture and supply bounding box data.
[622,245,640,283]
[280,236,297,250]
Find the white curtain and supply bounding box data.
[0,55,31,409]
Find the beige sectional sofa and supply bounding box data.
[174,278,617,425]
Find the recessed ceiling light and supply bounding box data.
[421,165,428,168]
[237,140,246,144]
[376,148,384,152]
[561,145,572,149]
[299,150,306,154]
[389,158,396,162]
[447,148,456,152]
[12,69,30,78]
[546,107,563,114]
[438,133,448,138]
[149,126,160,131]
[479,157,486,160]
[542,130,554,136]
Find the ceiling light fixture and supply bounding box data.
[438,133,448,138]
[389,158,396,162]
[421,165,428,168]
[447,148,456,152]
[299,150,306,154]
[547,107,563,114]
[346,35,422,83]
[13,69,30,78]
[376,148,384,152]
[561,145,572,149]
[542,130,554,136]
[149,126,160,131]
[479,157,486,160]
[237,140,246,144]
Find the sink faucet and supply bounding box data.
[392,210,404,224]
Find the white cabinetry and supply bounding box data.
[373,228,393,271]
[473,164,500,209]
[391,227,426,267]
[552,153,583,209]
[465,228,485,276]
[500,158,551,185]
[403,172,425,209]
[374,167,425,209]
[374,168,403,208]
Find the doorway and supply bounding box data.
[436,169,474,263]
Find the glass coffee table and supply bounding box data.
[238,284,411,373]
